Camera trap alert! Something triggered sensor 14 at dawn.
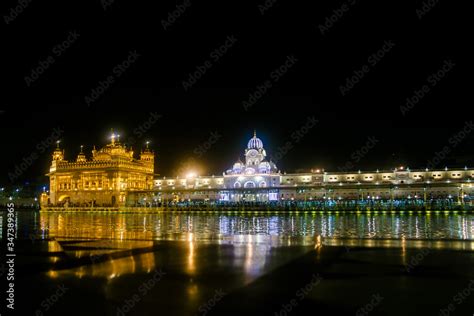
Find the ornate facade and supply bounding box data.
[47,133,154,206]
[153,132,473,204]
[45,131,473,207]
[221,131,280,201]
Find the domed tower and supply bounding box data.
[76,145,87,162]
[245,130,266,167]
[140,141,154,167]
[140,141,155,190]
[52,141,64,161]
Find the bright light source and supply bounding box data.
[186,172,197,179]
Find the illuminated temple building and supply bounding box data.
[152,132,473,205]
[46,133,154,206]
[45,131,473,207]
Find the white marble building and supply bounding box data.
[150,132,474,204]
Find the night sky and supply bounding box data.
[0,0,469,186]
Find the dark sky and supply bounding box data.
[0,0,470,185]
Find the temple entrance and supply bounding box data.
[244,181,256,188]
[58,195,71,207]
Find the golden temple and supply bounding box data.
[46,132,154,207]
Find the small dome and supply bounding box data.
[258,161,270,173]
[247,131,263,149]
[244,167,256,175]
[233,157,243,168]
[233,161,243,170]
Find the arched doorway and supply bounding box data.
[58,195,71,207]
[244,181,256,188]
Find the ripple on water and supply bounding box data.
[7,211,474,245]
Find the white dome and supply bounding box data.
[259,161,270,170]
[247,131,263,149]
[233,161,243,172]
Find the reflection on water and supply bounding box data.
[27,212,474,244]
[46,251,157,280]
[8,211,474,243]
[4,211,474,293]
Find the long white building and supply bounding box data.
[147,132,473,204]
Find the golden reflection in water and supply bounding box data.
[315,235,322,250]
[187,233,196,275]
[45,251,156,280]
[47,240,63,253]
[314,235,322,260]
[401,236,407,267]
[38,211,474,243]
[40,212,160,241]
[36,211,474,283]
[47,270,58,278]
[187,283,199,298]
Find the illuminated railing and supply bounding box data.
[54,160,153,173]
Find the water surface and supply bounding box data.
[7,211,474,248]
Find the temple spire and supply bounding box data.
[254,129,256,138]
[110,128,116,145]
